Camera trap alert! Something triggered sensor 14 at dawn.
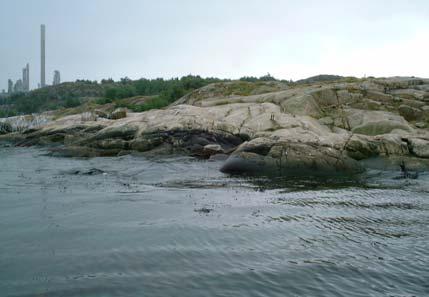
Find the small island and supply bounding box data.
[1,75,428,176]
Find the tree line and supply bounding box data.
[0,74,285,116]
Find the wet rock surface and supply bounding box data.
[66,168,106,175]
[407,138,429,158]
[0,122,12,135]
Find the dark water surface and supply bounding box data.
[1,147,428,297]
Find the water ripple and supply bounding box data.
[1,147,428,297]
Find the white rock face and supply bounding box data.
[345,109,413,136]
[408,138,429,158]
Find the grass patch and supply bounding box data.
[113,96,170,112]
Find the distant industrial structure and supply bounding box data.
[6,24,62,95]
[8,79,13,94]
[40,24,46,88]
[7,63,30,94]
[53,70,61,85]
[13,79,23,93]
[22,63,30,92]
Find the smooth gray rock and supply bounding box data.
[281,94,322,118]
[7,76,429,175]
[346,109,413,135]
[318,117,334,126]
[408,138,429,158]
[221,141,363,176]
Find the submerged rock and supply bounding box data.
[67,168,106,175]
[209,153,229,161]
[398,161,419,179]
[48,146,120,158]
[194,207,214,214]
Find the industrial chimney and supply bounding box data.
[40,24,46,88]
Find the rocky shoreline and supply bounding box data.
[1,77,429,176]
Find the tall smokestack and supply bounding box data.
[41,24,46,88]
[26,63,30,91]
[22,63,30,91]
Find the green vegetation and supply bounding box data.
[0,81,103,115]
[0,73,304,117]
[0,75,225,116]
[100,75,225,112]
[64,97,81,108]
[240,73,277,82]
[104,75,221,100]
[224,82,257,96]
[218,81,283,97]
[0,109,17,118]
[121,96,170,112]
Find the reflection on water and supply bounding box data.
[0,147,428,297]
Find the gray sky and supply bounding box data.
[1,0,428,91]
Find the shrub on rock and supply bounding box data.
[109,108,127,120]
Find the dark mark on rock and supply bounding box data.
[194,207,214,214]
[67,168,106,176]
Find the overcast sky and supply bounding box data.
[1,0,428,90]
